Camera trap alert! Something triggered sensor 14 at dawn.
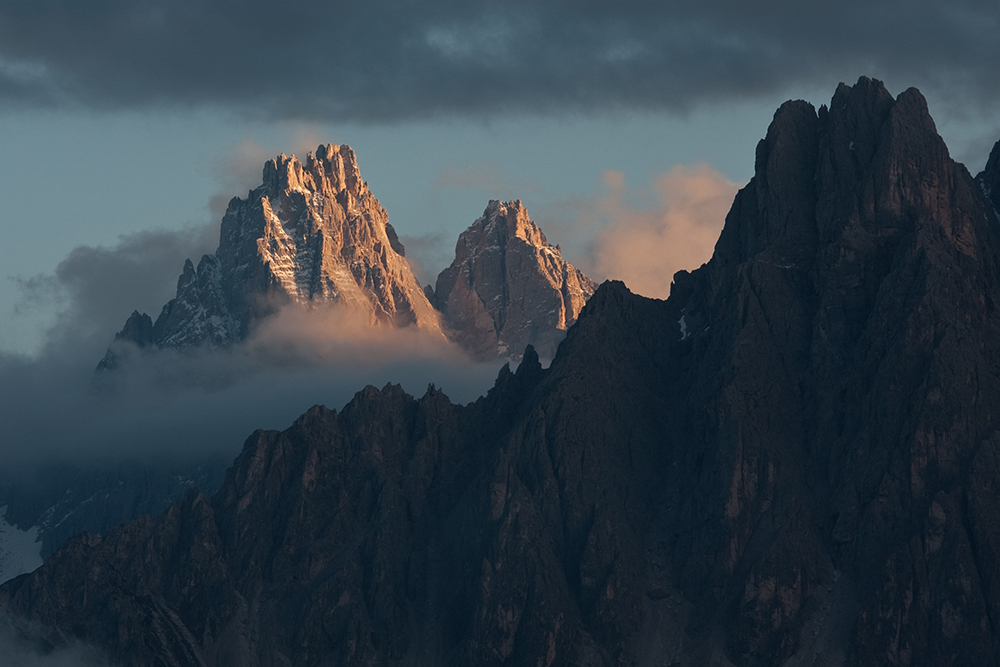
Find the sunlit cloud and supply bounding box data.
[244,302,465,368]
[573,165,740,299]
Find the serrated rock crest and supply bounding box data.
[102,145,442,365]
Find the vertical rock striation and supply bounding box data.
[668,76,1000,665]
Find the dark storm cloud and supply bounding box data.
[0,1,996,121]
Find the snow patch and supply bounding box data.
[678,315,689,341]
[0,506,42,584]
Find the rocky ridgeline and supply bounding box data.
[11,78,1000,665]
[99,148,595,369]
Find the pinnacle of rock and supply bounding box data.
[101,144,443,366]
[432,199,597,360]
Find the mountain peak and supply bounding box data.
[433,200,597,360]
[101,143,441,365]
[461,199,549,258]
[260,144,367,204]
[715,75,957,274]
[100,148,593,369]
[23,79,1000,667]
[481,199,552,249]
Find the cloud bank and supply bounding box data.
[0,1,996,121]
[0,310,502,470]
[1,230,502,471]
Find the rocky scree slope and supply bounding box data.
[430,199,597,360]
[7,77,1000,666]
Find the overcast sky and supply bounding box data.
[0,0,998,464]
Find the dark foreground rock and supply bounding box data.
[6,77,1000,666]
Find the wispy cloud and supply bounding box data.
[207,139,273,220]
[398,231,452,287]
[557,165,739,299]
[435,164,538,196]
[0,607,108,665]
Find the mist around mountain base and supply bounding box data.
[1,299,506,471]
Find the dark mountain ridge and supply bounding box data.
[5,77,1000,665]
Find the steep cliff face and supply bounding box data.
[432,200,597,360]
[100,145,442,368]
[11,78,1000,666]
[666,76,1000,665]
[2,325,670,666]
[978,139,1000,215]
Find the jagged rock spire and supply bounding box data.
[101,144,441,367]
[432,200,597,360]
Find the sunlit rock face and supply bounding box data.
[432,200,597,360]
[99,144,441,368]
[99,153,595,369]
[217,145,440,335]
